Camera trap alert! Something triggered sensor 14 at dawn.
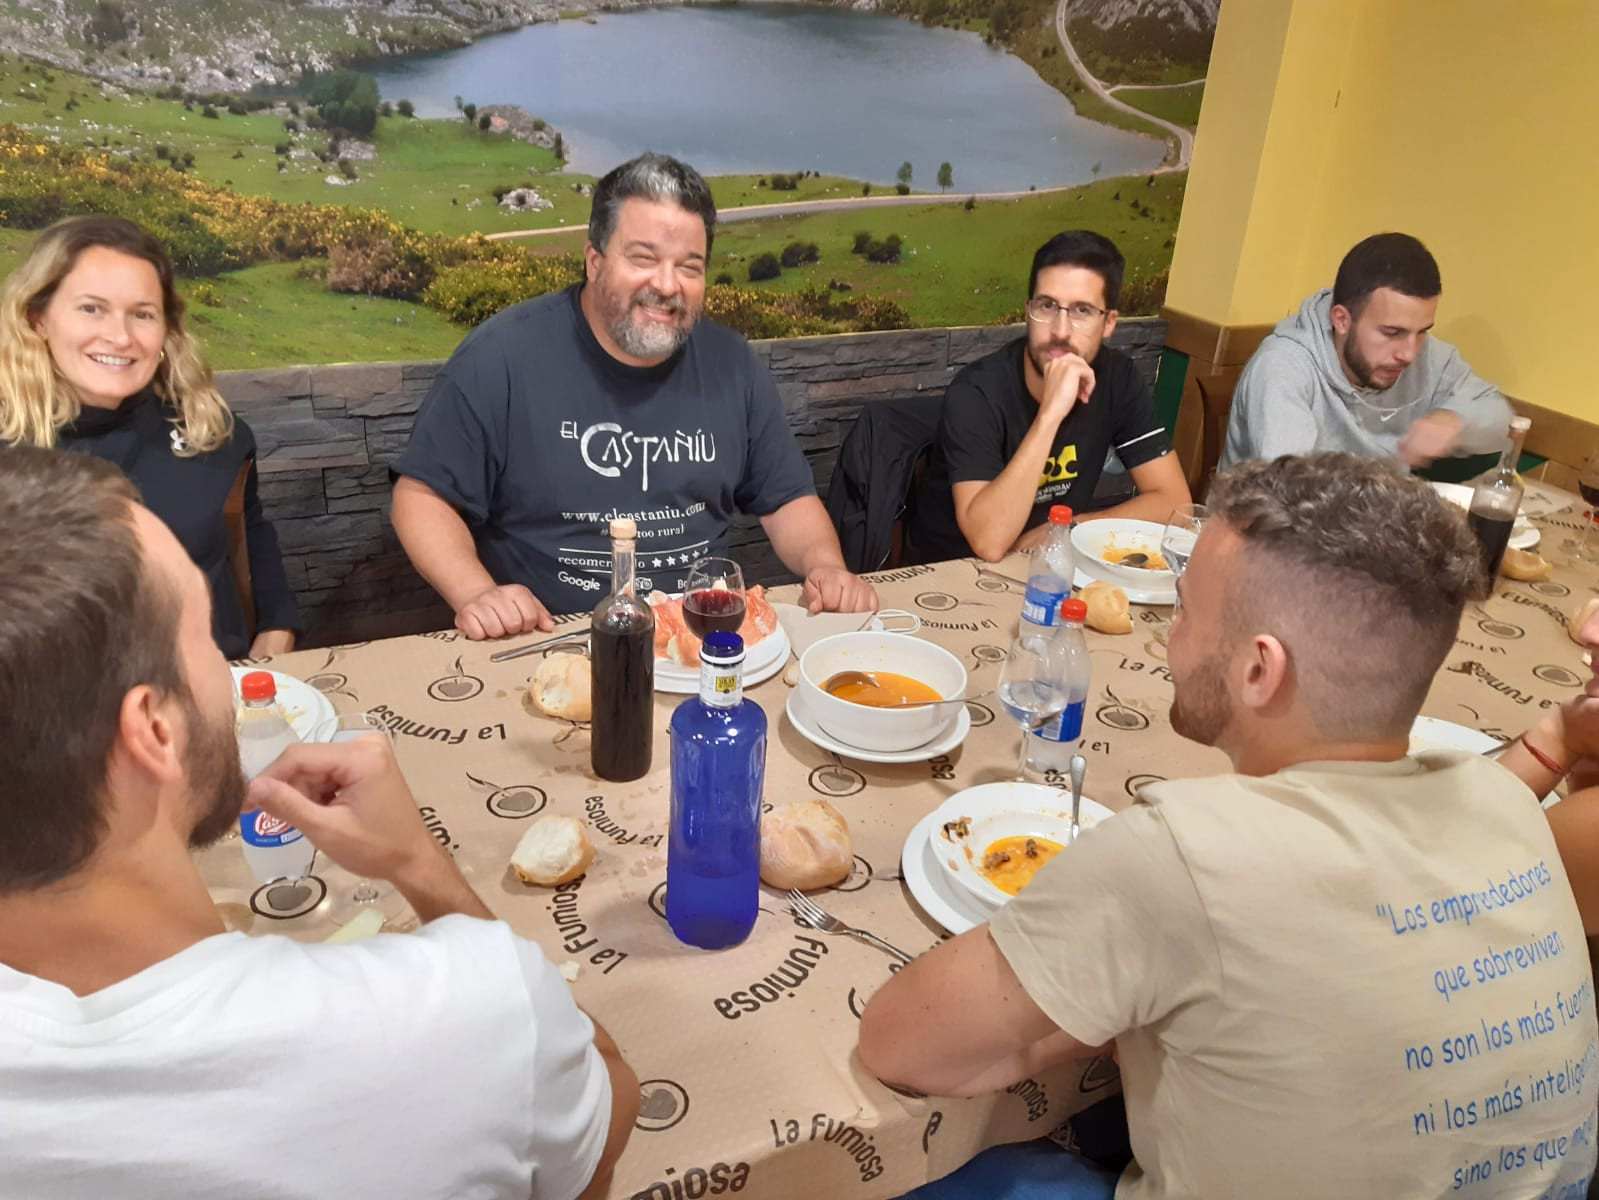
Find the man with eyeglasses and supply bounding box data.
[392,153,877,636]
[906,231,1190,564]
[1221,232,1513,470]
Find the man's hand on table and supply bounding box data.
[456,583,554,641]
[1397,411,1463,468]
[249,737,491,922]
[800,564,879,614]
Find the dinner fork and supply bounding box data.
[787,890,915,963]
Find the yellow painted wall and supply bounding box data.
[1168,0,1599,418]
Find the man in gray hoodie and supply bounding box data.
[1221,233,1512,470]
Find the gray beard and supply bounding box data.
[611,310,693,361]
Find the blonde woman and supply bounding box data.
[0,215,299,657]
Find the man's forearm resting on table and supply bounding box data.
[391,477,498,612]
[858,926,1094,1097]
[761,495,851,576]
[1076,454,1191,528]
[955,423,1061,561]
[578,1015,641,1200]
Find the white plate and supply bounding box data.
[1070,518,1178,589]
[785,689,971,763]
[902,810,992,935]
[231,667,336,742]
[1073,566,1176,606]
[654,626,791,694]
[1410,715,1499,755]
[927,781,1115,908]
[1429,482,1539,550]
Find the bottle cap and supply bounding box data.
[609,518,637,540]
[1060,598,1088,623]
[1048,506,1074,525]
[239,671,277,701]
[701,631,745,663]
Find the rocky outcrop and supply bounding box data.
[478,104,561,151]
[0,0,615,92]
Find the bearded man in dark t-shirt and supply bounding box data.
[907,231,1191,564]
[391,154,878,638]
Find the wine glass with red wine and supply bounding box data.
[683,558,747,638]
[1569,450,1599,564]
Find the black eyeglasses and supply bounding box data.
[1025,297,1108,328]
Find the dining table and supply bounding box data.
[198,484,1598,1200]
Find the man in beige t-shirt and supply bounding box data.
[860,453,1598,1199]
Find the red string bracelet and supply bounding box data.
[1520,734,1568,778]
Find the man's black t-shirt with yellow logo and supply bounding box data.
[906,338,1170,563]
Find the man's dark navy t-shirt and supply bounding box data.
[393,285,816,616]
[907,339,1170,562]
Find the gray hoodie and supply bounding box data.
[1220,289,1513,468]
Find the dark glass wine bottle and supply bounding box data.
[1468,416,1529,581]
[590,518,654,782]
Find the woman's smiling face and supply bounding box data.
[33,245,166,408]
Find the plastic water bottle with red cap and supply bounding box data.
[1028,597,1091,776]
[236,671,315,884]
[1020,505,1076,638]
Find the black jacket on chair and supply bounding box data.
[824,395,945,573]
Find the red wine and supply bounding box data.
[683,589,746,638]
[1580,480,1599,508]
[591,613,654,781]
[1468,509,1515,578]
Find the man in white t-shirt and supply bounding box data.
[0,446,637,1200]
[861,452,1598,1199]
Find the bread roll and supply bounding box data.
[511,815,595,886]
[760,800,852,891]
[1499,548,1551,581]
[1081,580,1133,634]
[528,653,592,722]
[1572,598,1599,645]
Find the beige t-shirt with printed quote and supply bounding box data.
[990,752,1598,1199]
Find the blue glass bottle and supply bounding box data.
[667,631,767,950]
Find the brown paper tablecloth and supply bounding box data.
[199,505,1599,1199]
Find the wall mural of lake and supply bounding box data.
[369,4,1163,191]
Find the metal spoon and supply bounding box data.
[859,690,994,710]
[1119,553,1152,569]
[822,669,882,693]
[1068,754,1087,844]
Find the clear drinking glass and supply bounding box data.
[682,557,746,639]
[995,628,1068,782]
[1161,503,1208,579]
[1566,451,1599,564]
[309,711,404,927]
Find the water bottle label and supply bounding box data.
[1034,700,1087,744]
[1022,584,1068,627]
[239,809,305,849]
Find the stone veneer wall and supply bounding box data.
[220,318,1168,647]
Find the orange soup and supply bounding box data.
[979,836,1064,895]
[1102,544,1168,571]
[829,672,942,708]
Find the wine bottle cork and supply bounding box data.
[609,518,637,540]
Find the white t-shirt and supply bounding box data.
[0,915,611,1200]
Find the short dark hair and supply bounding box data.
[0,447,185,893]
[588,153,717,258]
[1028,231,1125,309]
[1331,233,1442,317]
[1205,453,1486,739]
